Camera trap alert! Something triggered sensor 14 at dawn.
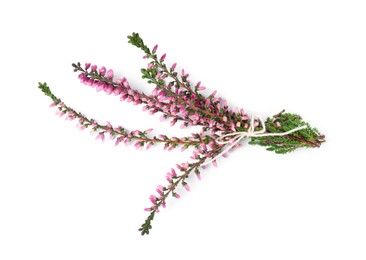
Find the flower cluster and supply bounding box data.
[38,32,325,235]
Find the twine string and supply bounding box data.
[201,116,307,166]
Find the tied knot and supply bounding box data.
[202,116,307,166]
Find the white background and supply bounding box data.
[1,0,365,259]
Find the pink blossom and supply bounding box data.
[170,118,177,126]
[174,193,180,199]
[85,63,91,70]
[156,188,163,195]
[96,133,105,142]
[149,195,157,203]
[91,65,97,71]
[171,167,177,176]
[99,66,106,76]
[107,69,114,79]
[171,63,177,71]
[49,102,56,107]
[113,88,122,96]
[144,208,152,212]
[146,143,153,150]
[160,53,166,61]
[196,173,201,180]
[212,160,218,168]
[104,85,114,95]
[184,184,190,191]
[153,44,158,52]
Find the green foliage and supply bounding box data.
[38,82,59,104]
[249,112,325,154]
[127,32,151,56]
[139,211,155,236]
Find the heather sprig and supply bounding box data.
[38,33,325,236]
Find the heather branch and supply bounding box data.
[38,82,202,149]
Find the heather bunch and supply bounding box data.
[38,33,325,235]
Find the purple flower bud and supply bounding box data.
[91,65,97,71]
[160,53,166,61]
[153,44,158,52]
[85,63,91,70]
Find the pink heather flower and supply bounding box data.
[212,160,218,168]
[79,125,86,131]
[123,80,130,88]
[181,146,188,152]
[156,188,163,195]
[105,85,114,95]
[230,122,236,132]
[200,143,207,151]
[184,184,190,192]
[91,65,97,71]
[160,53,166,61]
[113,88,122,96]
[170,119,177,126]
[49,102,56,108]
[96,84,104,92]
[198,86,206,91]
[157,185,164,191]
[146,143,153,150]
[171,63,177,71]
[276,121,281,127]
[149,195,157,203]
[115,139,121,146]
[196,173,201,181]
[144,208,152,212]
[95,133,105,142]
[85,63,91,70]
[171,168,176,176]
[242,115,249,120]
[174,193,180,199]
[162,202,166,208]
[99,66,106,76]
[145,128,153,134]
[107,69,114,79]
[223,116,228,122]
[153,44,158,52]
[182,162,189,169]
